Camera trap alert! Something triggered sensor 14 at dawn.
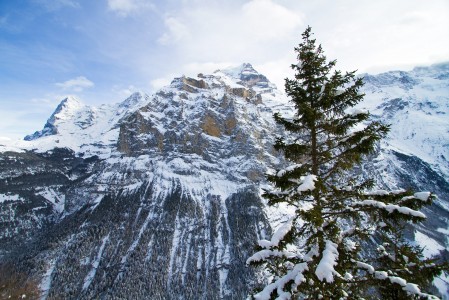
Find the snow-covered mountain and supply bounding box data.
[15,92,150,157]
[361,63,449,179]
[0,62,448,299]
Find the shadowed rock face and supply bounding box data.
[0,148,96,254]
[15,183,270,300]
[0,150,272,298]
[1,63,449,298]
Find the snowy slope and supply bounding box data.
[359,63,449,178]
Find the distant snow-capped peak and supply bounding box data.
[24,96,87,141]
[56,95,84,113]
[214,63,275,89]
[217,63,259,78]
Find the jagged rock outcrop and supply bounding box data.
[116,64,280,168]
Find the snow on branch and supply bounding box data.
[356,261,375,274]
[297,175,317,194]
[354,200,426,218]
[388,277,440,299]
[257,218,294,249]
[413,191,431,201]
[364,190,390,196]
[251,246,320,300]
[317,84,326,101]
[315,240,339,283]
[253,263,309,300]
[347,108,368,116]
[356,261,440,299]
[247,218,296,265]
[365,190,431,202]
[246,249,296,265]
[276,164,302,177]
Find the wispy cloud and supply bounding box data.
[33,0,80,11]
[158,17,190,45]
[111,84,143,97]
[0,15,8,28]
[56,76,94,92]
[107,0,155,17]
[149,77,172,90]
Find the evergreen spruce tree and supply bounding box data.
[247,26,447,299]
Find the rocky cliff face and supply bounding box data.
[0,64,286,299]
[0,63,448,298]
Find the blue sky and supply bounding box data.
[1,0,449,140]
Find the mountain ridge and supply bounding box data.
[0,62,448,298]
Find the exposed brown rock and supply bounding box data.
[182,77,209,90]
[117,112,164,155]
[233,87,245,97]
[224,115,237,135]
[201,114,221,137]
[230,87,253,98]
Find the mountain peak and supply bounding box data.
[118,91,149,110]
[58,95,84,110]
[215,63,272,89]
[217,63,258,78]
[24,96,85,141]
[48,96,85,123]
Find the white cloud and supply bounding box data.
[111,84,143,97]
[150,77,172,90]
[151,0,304,88]
[256,56,296,91]
[157,0,303,60]
[182,62,235,76]
[158,0,303,47]
[30,97,54,106]
[56,76,94,92]
[120,85,138,95]
[240,0,303,40]
[302,0,449,73]
[107,0,155,17]
[158,17,190,45]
